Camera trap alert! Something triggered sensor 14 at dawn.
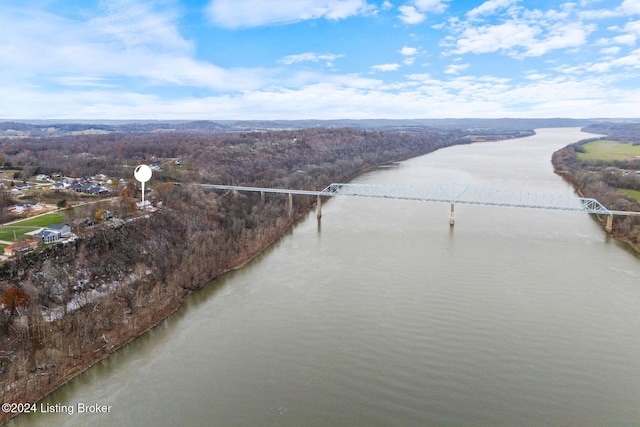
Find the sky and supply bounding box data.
[2,0,640,120]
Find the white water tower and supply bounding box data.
[134,164,152,210]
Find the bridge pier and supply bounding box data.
[287,193,293,217]
[606,214,613,233]
[316,195,322,218]
[449,203,455,226]
[260,191,265,204]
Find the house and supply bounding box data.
[47,223,72,238]
[50,182,67,190]
[72,218,95,230]
[87,185,108,194]
[10,204,28,214]
[4,239,38,256]
[33,228,61,244]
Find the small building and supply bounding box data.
[4,239,38,256]
[136,200,152,210]
[72,218,95,231]
[50,182,67,190]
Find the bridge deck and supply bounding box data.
[202,183,640,216]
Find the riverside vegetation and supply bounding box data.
[0,123,539,423]
[552,122,640,248]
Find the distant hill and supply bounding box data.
[0,117,621,137]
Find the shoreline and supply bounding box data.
[554,170,640,255]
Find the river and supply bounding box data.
[11,128,640,426]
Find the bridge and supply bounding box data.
[202,183,640,232]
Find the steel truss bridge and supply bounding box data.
[202,183,640,230]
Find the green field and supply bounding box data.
[577,140,640,161]
[619,188,640,202]
[0,211,66,242]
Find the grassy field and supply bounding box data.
[0,211,66,242]
[577,140,640,161]
[619,188,640,202]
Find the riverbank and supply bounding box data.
[1,196,323,424]
[552,145,640,256]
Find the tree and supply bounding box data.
[94,208,105,224]
[0,286,30,321]
[119,188,136,219]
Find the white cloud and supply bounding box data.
[371,63,401,71]
[453,21,540,55]
[613,34,637,45]
[524,72,549,80]
[0,3,270,92]
[444,63,469,74]
[467,0,516,19]
[278,52,344,65]
[382,1,393,9]
[449,5,595,58]
[624,20,640,34]
[413,0,448,13]
[580,0,640,18]
[523,22,595,57]
[92,0,191,54]
[397,0,447,24]
[620,0,640,15]
[399,46,418,65]
[600,46,622,55]
[555,47,640,74]
[4,67,640,120]
[53,77,117,88]
[207,0,374,28]
[399,46,418,55]
[398,5,425,24]
[611,48,640,67]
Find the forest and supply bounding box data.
[0,123,536,423]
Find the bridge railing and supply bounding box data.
[320,183,612,215]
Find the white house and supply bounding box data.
[47,224,72,238]
[33,229,61,244]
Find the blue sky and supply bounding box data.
[2,0,640,120]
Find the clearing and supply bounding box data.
[0,211,66,242]
[577,140,640,161]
